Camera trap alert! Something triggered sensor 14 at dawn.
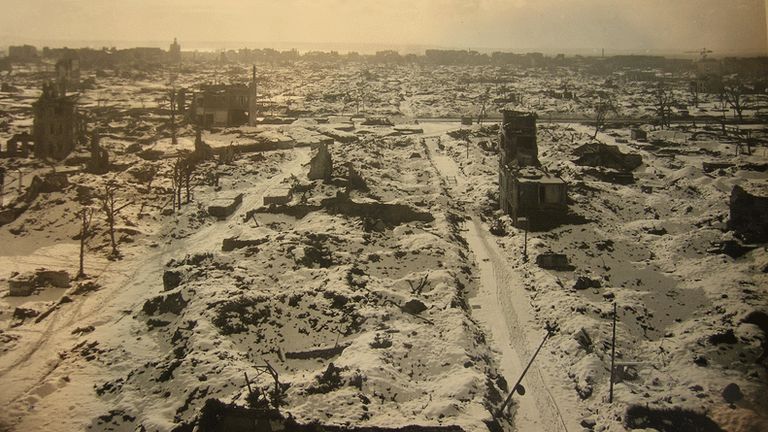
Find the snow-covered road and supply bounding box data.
[423,134,581,432]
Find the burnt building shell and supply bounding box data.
[32,83,82,160]
[5,132,33,158]
[55,57,81,93]
[192,84,250,127]
[500,166,568,227]
[498,109,568,228]
[190,66,259,128]
[499,109,539,167]
[8,45,38,62]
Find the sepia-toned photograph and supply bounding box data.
[0,1,767,431]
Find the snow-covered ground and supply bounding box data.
[434,121,768,432]
[1,62,767,432]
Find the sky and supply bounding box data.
[0,0,766,55]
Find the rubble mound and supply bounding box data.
[308,142,333,181]
[142,290,188,316]
[193,398,467,432]
[573,142,643,171]
[8,269,70,296]
[254,194,434,226]
[320,193,434,225]
[728,184,768,243]
[624,405,724,432]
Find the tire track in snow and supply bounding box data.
[467,219,573,432]
[420,133,575,432]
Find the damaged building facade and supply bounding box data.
[32,82,82,160]
[498,109,567,227]
[190,66,258,127]
[55,57,81,93]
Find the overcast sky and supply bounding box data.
[1,0,766,54]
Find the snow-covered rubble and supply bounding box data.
[437,121,768,432]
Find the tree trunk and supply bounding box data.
[109,213,117,256]
[78,208,88,278]
[170,89,178,145]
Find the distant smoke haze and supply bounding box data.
[1,0,766,56]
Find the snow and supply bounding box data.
[1,61,766,432]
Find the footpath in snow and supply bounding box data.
[424,134,582,432]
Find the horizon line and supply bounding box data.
[1,37,766,58]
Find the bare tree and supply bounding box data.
[654,82,674,130]
[245,361,289,410]
[100,182,130,259]
[182,159,194,204]
[592,94,619,139]
[77,207,94,279]
[477,87,491,125]
[169,155,197,210]
[158,88,178,144]
[171,157,183,211]
[716,93,728,135]
[688,80,700,108]
[722,79,750,122]
[138,166,157,218]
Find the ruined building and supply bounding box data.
[4,132,32,158]
[8,45,38,62]
[86,132,110,174]
[308,142,333,181]
[169,38,181,64]
[55,57,81,93]
[32,82,81,160]
[190,67,258,128]
[498,109,567,227]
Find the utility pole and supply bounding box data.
[522,218,529,262]
[0,167,5,208]
[497,322,559,417]
[77,207,93,279]
[244,371,254,396]
[609,302,617,403]
[170,87,178,145]
[466,138,470,159]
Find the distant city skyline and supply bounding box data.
[1,0,766,56]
